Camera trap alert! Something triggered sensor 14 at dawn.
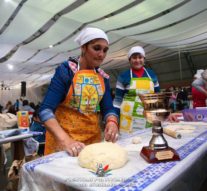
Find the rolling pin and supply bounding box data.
[163,128,181,139]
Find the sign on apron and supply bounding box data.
[120,68,154,133]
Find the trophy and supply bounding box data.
[139,93,180,163]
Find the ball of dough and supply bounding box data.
[132,137,142,144]
[78,142,128,171]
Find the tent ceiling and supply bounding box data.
[0,0,207,88]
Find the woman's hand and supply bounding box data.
[59,138,85,157]
[44,118,85,157]
[166,113,180,122]
[104,116,119,142]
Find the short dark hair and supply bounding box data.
[23,100,29,106]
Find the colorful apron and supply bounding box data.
[120,68,154,133]
[45,69,105,155]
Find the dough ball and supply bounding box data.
[132,137,142,144]
[78,142,128,171]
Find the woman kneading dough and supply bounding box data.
[38,27,119,156]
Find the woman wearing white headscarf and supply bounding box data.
[113,46,178,133]
[113,46,160,132]
[192,69,207,108]
[39,27,119,156]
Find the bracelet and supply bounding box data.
[107,118,118,127]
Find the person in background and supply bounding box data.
[176,87,189,110]
[113,46,179,132]
[182,87,189,109]
[7,105,16,115]
[39,27,118,156]
[29,102,36,110]
[3,101,13,113]
[18,98,23,110]
[113,46,160,131]
[14,99,19,112]
[21,100,35,112]
[192,69,207,108]
[169,86,177,112]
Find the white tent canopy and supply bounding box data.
[0,0,207,89]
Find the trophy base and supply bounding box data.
[140,146,180,163]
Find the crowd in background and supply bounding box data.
[0,98,40,114]
[166,69,207,112]
[166,86,190,112]
[0,98,45,155]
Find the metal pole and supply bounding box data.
[178,50,182,80]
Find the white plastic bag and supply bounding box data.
[0,113,17,130]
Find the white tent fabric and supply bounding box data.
[0,0,207,89]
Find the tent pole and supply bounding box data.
[178,50,182,80]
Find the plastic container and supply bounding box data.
[17,111,30,129]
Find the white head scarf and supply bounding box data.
[128,46,145,59]
[194,69,204,79]
[201,69,207,80]
[74,27,109,46]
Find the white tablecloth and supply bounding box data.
[19,124,207,191]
